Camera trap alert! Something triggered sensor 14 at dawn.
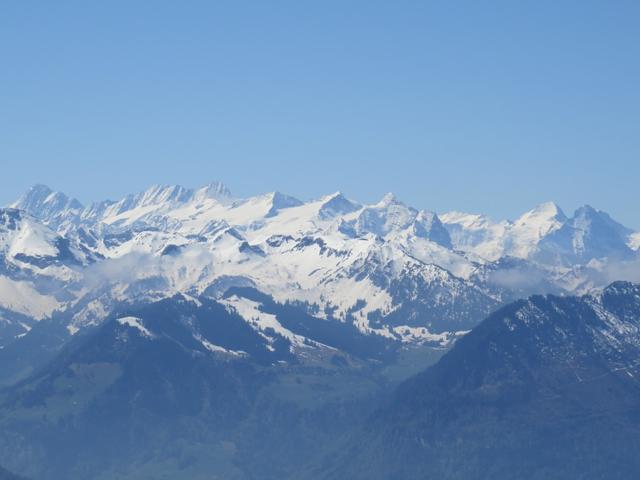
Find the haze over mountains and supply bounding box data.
[1,182,640,479]
[321,282,640,480]
[1,181,638,351]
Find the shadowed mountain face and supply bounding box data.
[1,183,640,479]
[2,182,639,362]
[2,282,640,479]
[0,297,269,479]
[318,281,640,480]
[0,294,413,480]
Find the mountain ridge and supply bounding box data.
[0,182,638,374]
[317,281,640,480]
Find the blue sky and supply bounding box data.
[2,1,639,227]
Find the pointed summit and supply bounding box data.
[377,192,399,207]
[15,184,54,204]
[264,192,303,217]
[514,201,567,238]
[570,204,631,236]
[11,184,83,228]
[193,181,232,202]
[517,201,567,223]
[535,201,566,216]
[567,204,633,260]
[352,193,418,238]
[318,192,360,220]
[572,204,601,221]
[137,184,192,206]
[413,210,452,248]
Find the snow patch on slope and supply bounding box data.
[117,316,154,338]
[222,295,307,348]
[195,334,247,357]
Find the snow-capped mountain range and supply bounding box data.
[1,182,638,351]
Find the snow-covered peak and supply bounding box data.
[441,201,638,265]
[50,182,232,230]
[507,202,569,258]
[565,205,634,261]
[11,184,84,228]
[440,211,498,230]
[570,205,631,236]
[377,192,400,207]
[0,209,60,258]
[439,211,507,260]
[352,194,417,238]
[9,182,637,269]
[412,210,452,248]
[514,201,567,234]
[0,207,89,270]
[317,192,361,220]
[264,191,304,217]
[12,184,54,208]
[192,181,232,202]
[135,184,193,207]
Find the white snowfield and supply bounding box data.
[116,316,154,338]
[0,182,638,347]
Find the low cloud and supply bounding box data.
[600,257,640,284]
[80,245,216,292]
[82,252,157,288]
[487,268,549,291]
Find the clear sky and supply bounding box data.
[1,1,639,227]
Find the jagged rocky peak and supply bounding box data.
[600,280,640,303]
[571,204,631,234]
[12,184,52,206]
[342,193,454,248]
[265,191,303,217]
[318,192,361,220]
[11,184,84,226]
[353,192,417,237]
[377,192,401,207]
[135,184,193,206]
[87,181,232,218]
[565,204,634,261]
[412,210,452,248]
[0,206,86,268]
[192,181,233,202]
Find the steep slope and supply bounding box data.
[442,202,636,266]
[27,186,497,345]
[3,182,639,356]
[0,295,285,479]
[10,184,83,230]
[0,208,84,271]
[0,294,407,480]
[321,282,640,480]
[440,202,566,261]
[561,205,634,261]
[0,208,91,341]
